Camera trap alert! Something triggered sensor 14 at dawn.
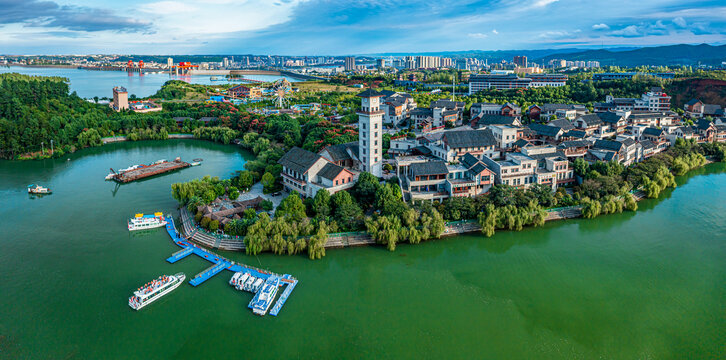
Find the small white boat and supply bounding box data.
[190,162,201,166]
[28,184,52,194]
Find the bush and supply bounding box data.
[260,199,274,212]
[200,216,211,229]
[229,190,239,200]
[209,220,219,232]
[194,211,203,223]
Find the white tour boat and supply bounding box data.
[128,273,185,310]
[128,212,167,231]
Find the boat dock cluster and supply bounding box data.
[164,216,298,316]
[110,158,190,183]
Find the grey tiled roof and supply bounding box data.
[558,140,592,148]
[577,114,604,126]
[410,161,448,176]
[278,147,321,174]
[642,127,663,136]
[547,118,575,131]
[443,129,497,148]
[317,162,348,181]
[321,142,357,162]
[529,123,562,137]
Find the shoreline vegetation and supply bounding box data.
[3,72,726,259]
[172,139,726,259]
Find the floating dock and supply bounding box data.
[112,159,190,183]
[163,216,298,316]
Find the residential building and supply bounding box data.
[111,86,129,111]
[482,153,537,188]
[600,88,671,112]
[684,98,724,118]
[427,129,498,162]
[521,145,575,189]
[489,125,521,149]
[589,138,641,165]
[471,114,523,129]
[357,89,384,177]
[278,147,356,198]
[513,56,527,67]
[400,160,449,202]
[344,56,356,71]
[447,153,495,197]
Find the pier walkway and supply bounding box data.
[163,215,297,316]
[166,247,193,263]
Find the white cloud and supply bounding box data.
[137,0,306,36]
[611,25,640,37]
[468,32,488,39]
[673,16,687,28]
[531,0,559,8]
[592,23,609,30]
[492,29,499,34]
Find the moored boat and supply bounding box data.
[28,184,52,194]
[252,277,280,316]
[128,273,185,310]
[128,212,167,231]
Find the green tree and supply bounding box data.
[275,191,307,221]
[312,189,332,218]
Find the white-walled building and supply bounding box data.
[357,90,384,177]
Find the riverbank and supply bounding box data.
[1,139,724,359]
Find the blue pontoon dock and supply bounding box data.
[163,215,298,316]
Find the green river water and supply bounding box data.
[0,140,724,359]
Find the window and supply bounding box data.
[374,132,378,137]
[374,123,378,129]
[362,123,366,129]
[335,180,339,185]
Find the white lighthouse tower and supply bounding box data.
[356,89,384,177]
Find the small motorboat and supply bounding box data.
[28,184,52,194]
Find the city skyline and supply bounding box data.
[1,0,725,55]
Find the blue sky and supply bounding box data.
[1,0,725,55]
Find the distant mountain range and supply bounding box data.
[535,44,726,67]
[370,44,726,67]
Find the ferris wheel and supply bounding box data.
[272,79,291,109]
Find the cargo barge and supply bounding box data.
[109,158,190,183]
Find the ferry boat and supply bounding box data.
[128,273,185,310]
[252,277,280,316]
[128,212,167,231]
[28,184,52,194]
[230,272,250,290]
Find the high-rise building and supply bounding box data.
[223,57,229,68]
[357,90,384,177]
[167,57,173,68]
[513,56,527,68]
[345,56,356,71]
[377,59,385,69]
[405,56,416,69]
[112,86,129,111]
[416,56,440,69]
